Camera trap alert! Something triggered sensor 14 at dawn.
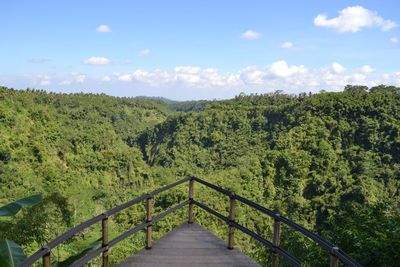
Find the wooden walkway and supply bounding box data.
[117,223,261,267]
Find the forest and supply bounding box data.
[0,85,399,266]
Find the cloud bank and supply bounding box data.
[314,6,397,32]
[83,57,110,65]
[5,62,400,100]
[102,61,398,93]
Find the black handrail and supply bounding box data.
[20,175,361,267]
[191,176,361,267]
[193,200,301,266]
[20,176,190,267]
[71,200,190,266]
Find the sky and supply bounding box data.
[1,0,400,100]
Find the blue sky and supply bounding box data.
[1,0,399,100]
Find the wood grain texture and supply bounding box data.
[116,223,260,267]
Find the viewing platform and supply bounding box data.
[20,176,361,267]
[117,222,260,267]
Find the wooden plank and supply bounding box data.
[116,223,260,267]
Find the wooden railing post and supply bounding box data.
[42,246,50,267]
[188,178,194,224]
[330,247,339,267]
[146,194,153,249]
[102,213,109,267]
[272,215,281,267]
[228,193,236,249]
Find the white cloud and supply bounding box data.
[118,74,133,82]
[139,49,151,56]
[269,61,307,78]
[131,69,174,86]
[202,68,241,87]
[115,66,242,88]
[108,61,394,93]
[96,25,111,33]
[281,42,293,49]
[174,66,201,74]
[175,67,202,85]
[113,61,309,89]
[314,6,397,32]
[391,37,399,43]
[83,57,110,65]
[173,67,241,87]
[361,65,376,73]
[240,30,262,40]
[40,80,51,86]
[39,75,51,86]
[240,67,266,85]
[59,80,71,85]
[350,73,367,83]
[73,73,86,83]
[59,73,86,85]
[23,63,400,97]
[101,76,111,82]
[331,62,345,73]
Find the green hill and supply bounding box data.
[137,85,400,266]
[135,96,214,112]
[0,87,175,262]
[0,85,399,266]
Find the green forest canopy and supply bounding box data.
[0,85,399,266]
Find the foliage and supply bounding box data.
[1,85,399,266]
[0,240,26,267]
[0,194,43,217]
[0,194,43,267]
[138,86,400,266]
[56,238,101,267]
[135,96,214,112]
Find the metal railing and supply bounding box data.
[191,176,361,267]
[20,176,361,267]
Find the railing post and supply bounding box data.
[188,178,194,224]
[42,246,50,267]
[272,215,281,267]
[102,213,109,267]
[330,247,339,267]
[228,193,236,249]
[146,194,153,249]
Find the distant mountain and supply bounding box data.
[135,96,214,112]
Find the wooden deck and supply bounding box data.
[116,222,261,267]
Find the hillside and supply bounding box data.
[1,85,399,266]
[135,96,214,112]
[137,85,400,266]
[0,86,173,196]
[0,87,178,262]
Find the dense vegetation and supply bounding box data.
[0,87,174,265]
[135,96,214,112]
[1,85,399,266]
